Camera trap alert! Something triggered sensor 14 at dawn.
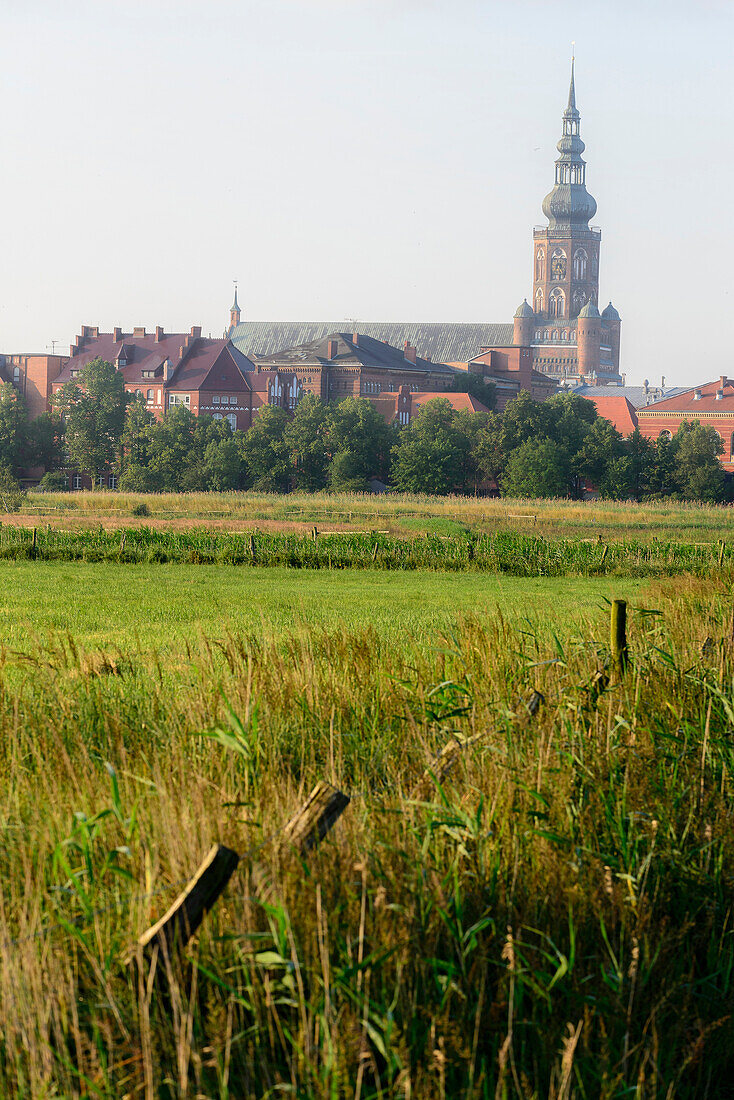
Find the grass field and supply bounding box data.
[1,494,733,1097]
[15,489,734,541]
[0,561,644,655]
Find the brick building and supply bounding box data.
[49,325,257,431]
[371,388,491,426]
[251,331,457,403]
[636,377,734,471]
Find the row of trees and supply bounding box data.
[1,358,730,501]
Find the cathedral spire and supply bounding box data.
[541,59,596,231]
[567,54,577,114]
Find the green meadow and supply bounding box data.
[0,561,642,655]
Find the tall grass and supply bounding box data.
[20,490,734,541]
[0,523,731,578]
[0,575,732,1095]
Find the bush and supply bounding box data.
[37,471,69,492]
[131,502,151,517]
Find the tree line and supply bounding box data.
[0,357,729,502]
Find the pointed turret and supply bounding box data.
[229,283,241,331]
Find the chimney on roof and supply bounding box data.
[75,334,83,347]
[643,378,649,394]
[178,345,185,362]
[404,340,417,364]
[164,358,173,380]
[352,332,359,347]
[190,326,201,339]
[113,327,122,343]
[693,388,702,401]
[326,338,338,360]
[133,326,146,338]
[720,375,727,389]
[155,326,164,343]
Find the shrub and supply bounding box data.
[38,471,69,492]
[131,502,151,517]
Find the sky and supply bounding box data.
[1,0,732,387]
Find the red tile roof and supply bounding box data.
[636,377,734,415]
[586,395,638,435]
[411,392,491,414]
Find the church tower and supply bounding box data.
[532,60,600,322]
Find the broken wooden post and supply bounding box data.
[611,599,628,679]
[249,533,256,562]
[412,691,544,800]
[312,525,318,541]
[119,531,126,553]
[31,527,37,557]
[137,844,239,959]
[282,780,350,855]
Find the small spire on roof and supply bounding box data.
[567,47,576,112]
[231,280,239,312]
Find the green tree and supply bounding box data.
[391,399,474,495]
[672,421,727,502]
[146,405,198,491]
[29,412,65,472]
[447,371,497,410]
[326,397,394,491]
[239,405,291,491]
[201,438,243,491]
[121,398,156,469]
[284,395,331,491]
[0,384,31,472]
[472,412,506,484]
[53,357,128,484]
[0,463,23,512]
[574,416,625,495]
[624,428,658,501]
[501,438,568,499]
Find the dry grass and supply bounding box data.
[0,575,732,1095]
[19,490,734,542]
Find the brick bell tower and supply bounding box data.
[532,59,601,322]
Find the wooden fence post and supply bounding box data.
[137,844,239,959]
[283,780,350,855]
[611,599,628,679]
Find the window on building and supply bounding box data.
[146,389,154,404]
[135,389,143,398]
[212,395,220,404]
[118,358,127,368]
[659,430,672,442]
[142,370,154,379]
[535,248,545,281]
[226,413,237,431]
[549,288,565,319]
[573,248,588,281]
[12,367,20,384]
[550,248,567,281]
[97,476,107,488]
[70,369,79,378]
[109,474,118,490]
[169,393,190,406]
[72,474,82,490]
[213,412,223,421]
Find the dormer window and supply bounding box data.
[118,358,127,368]
[70,369,79,378]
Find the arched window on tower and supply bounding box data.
[591,254,598,278]
[535,288,544,314]
[551,249,567,281]
[549,288,565,319]
[535,248,545,281]
[573,249,588,281]
[659,430,672,442]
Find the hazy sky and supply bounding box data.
[2,0,732,386]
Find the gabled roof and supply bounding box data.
[254,332,456,376]
[370,390,491,424]
[168,340,252,391]
[231,322,515,364]
[636,377,734,416]
[586,395,638,435]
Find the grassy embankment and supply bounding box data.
[0,546,732,1095]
